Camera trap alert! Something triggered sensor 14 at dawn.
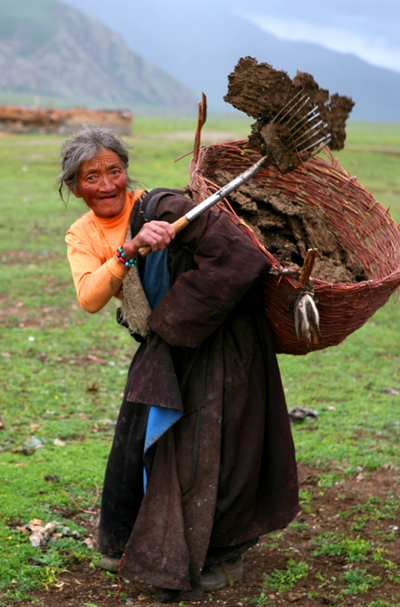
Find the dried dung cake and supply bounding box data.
[224,56,354,154]
[214,169,367,284]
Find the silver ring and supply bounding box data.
[154,226,159,233]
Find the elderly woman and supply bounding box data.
[62,125,298,603]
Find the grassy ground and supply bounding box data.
[0,117,400,606]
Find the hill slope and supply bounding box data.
[69,0,400,122]
[0,0,198,111]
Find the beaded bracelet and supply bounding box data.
[116,246,138,268]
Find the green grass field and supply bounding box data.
[0,117,400,605]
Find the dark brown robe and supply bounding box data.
[98,190,299,600]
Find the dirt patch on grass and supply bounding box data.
[0,303,71,329]
[0,251,62,266]
[7,463,400,607]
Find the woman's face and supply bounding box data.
[72,148,128,218]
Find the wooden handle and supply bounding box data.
[299,248,318,284]
[171,215,190,234]
[138,244,153,257]
[138,216,190,257]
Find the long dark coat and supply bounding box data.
[98,189,299,600]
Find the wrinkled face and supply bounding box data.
[72,148,128,218]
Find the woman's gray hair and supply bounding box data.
[58,124,134,202]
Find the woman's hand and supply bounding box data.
[123,221,176,259]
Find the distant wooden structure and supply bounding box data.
[0,106,132,136]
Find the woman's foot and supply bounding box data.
[99,555,121,573]
[156,587,179,603]
[201,555,244,591]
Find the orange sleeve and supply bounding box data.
[66,228,129,314]
[65,191,144,314]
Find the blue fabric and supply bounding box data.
[143,406,183,491]
[142,194,171,310]
[141,194,182,492]
[142,248,171,310]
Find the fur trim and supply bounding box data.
[120,226,151,338]
[293,292,320,344]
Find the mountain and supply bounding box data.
[0,0,198,111]
[64,0,400,122]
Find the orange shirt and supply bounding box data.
[65,190,145,313]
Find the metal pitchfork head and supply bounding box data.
[260,90,331,173]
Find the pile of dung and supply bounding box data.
[195,58,361,283]
[224,57,355,156]
[214,169,367,284]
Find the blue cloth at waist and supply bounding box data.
[141,195,183,491]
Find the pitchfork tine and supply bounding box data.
[271,89,304,123]
[289,107,320,138]
[294,120,325,148]
[301,133,331,153]
[283,96,312,128]
[272,93,310,125]
[296,129,330,152]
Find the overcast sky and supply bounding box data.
[235,0,400,73]
[65,0,400,74]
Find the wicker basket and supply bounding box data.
[189,140,400,355]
